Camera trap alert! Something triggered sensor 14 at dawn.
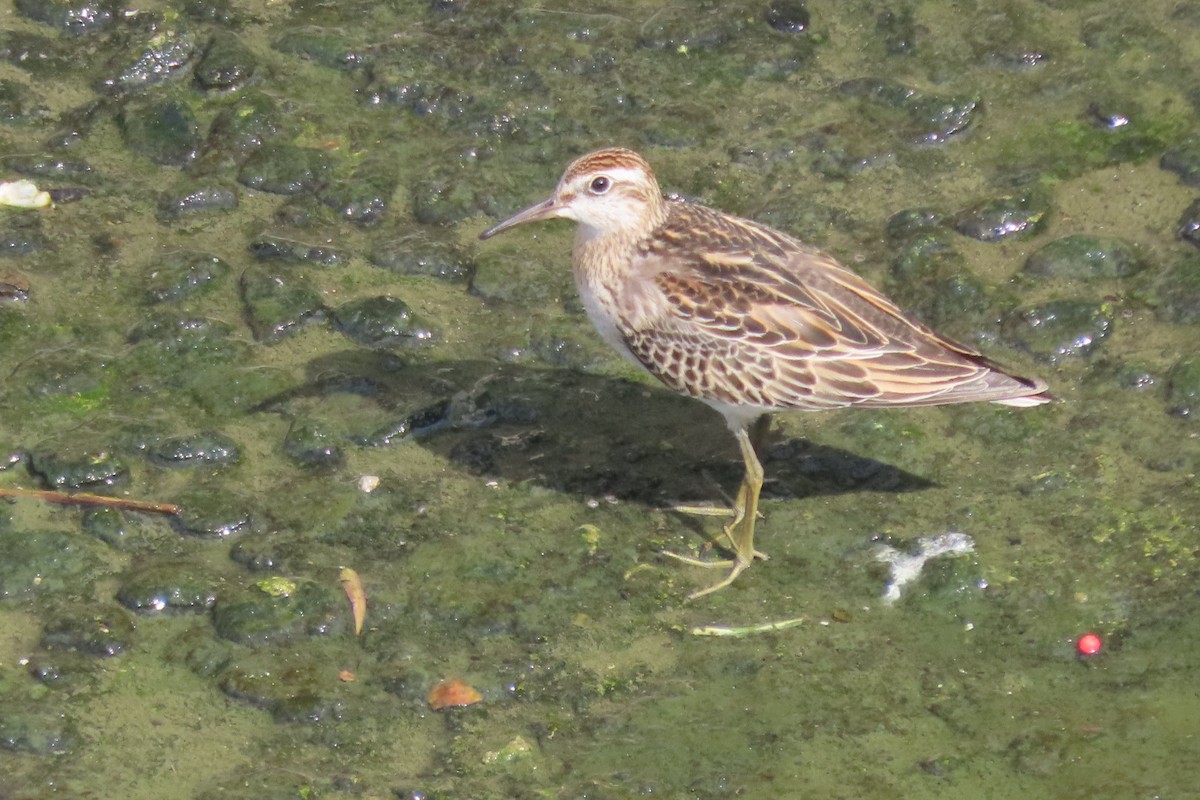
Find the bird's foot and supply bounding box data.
[661,544,769,600]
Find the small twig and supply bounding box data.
[690,617,805,637]
[0,487,181,515]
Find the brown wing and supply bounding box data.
[621,203,1049,412]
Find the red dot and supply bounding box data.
[1077,633,1102,655]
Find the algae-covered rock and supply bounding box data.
[146,431,240,468]
[369,229,475,282]
[193,33,258,92]
[100,26,198,94]
[0,708,75,754]
[1000,300,1113,363]
[169,489,253,537]
[15,0,118,36]
[116,565,220,612]
[27,449,129,490]
[143,252,231,303]
[239,264,325,343]
[332,295,433,349]
[211,580,344,645]
[1157,254,1200,324]
[954,192,1049,242]
[237,144,330,195]
[1166,357,1200,418]
[0,530,101,599]
[281,418,344,469]
[41,603,136,656]
[118,97,201,167]
[1023,235,1139,280]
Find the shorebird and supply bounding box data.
[480,147,1050,599]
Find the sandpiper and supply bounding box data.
[480,147,1050,599]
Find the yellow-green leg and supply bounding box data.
[663,424,769,599]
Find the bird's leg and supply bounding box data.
[668,415,769,524]
[662,424,770,599]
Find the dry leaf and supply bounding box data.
[339,567,366,635]
[428,678,483,710]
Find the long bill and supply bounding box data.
[478,196,562,239]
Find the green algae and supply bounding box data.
[0,0,1198,798]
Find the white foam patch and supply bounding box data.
[874,531,976,605]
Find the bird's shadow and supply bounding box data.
[261,351,933,506]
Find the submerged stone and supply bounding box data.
[332,295,433,349]
[211,580,344,645]
[1157,254,1200,324]
[1166,357,1200,418]
[127,314,242,362]
[1177,198,1200,249]
[1023,235,1138,280]
[318,165,398,225]
[198,91,285,166]
[239,264,325,343]
[411,171,484,224]
[170,490,252,537]
[876,7,917,55]
[81,506,127,547]
[1087,98,1137,131]
[218,653,345,723]
[7,154,95,181]
[248,233,347,266]
[885,208,943,240]
[0,529,100,598]
[839,78,979,145]
[116,565,219,612]
[0,79,50,124]
[272,28,370,70]
[100,27,198,94]
[953,192,1048,242]
[157,182,240,222]
[229,535,290,572]
[27,449,129,490]
[0,213,49,257]
[41,603,136,656]
[27,650,100,690]
[146,431,240,468]
[765,0,809,34]
[193,33,258,91]
[144,252,231,303]
[370,229,475,282]
[360,69,472,118]
[637,6,738,50]
[1160,137,1200,186]
[0,31,77,77]
[0,710,75,755]
[281,419,344,469]
[15,0,117,36]
[166,623,235,677]
[237,144,330,195]
[1000,300,1113,363]
[118,98,202,167]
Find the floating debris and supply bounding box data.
[0,180,52,208]
[339,567,366,635]
[874,531,975,605]
[428,678,483,710]
[691,617,806,637]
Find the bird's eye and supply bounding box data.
[588,176,611,195]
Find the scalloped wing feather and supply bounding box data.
[621,204,1049,411]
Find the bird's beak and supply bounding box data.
[478,196,563,240]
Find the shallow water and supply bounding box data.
[1,0,1198,797]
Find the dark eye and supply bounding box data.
[588,176,611,195]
